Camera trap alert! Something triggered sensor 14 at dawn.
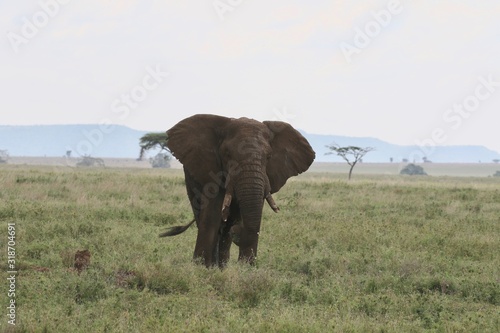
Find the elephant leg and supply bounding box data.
[193,226,219,267]
[193,193,224,267]
[217,221,233,268]
[184,168,202,222]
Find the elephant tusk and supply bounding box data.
[265,193,280,213]
[221,193,232,222]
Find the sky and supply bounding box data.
[1,0,500,155]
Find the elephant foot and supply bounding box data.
[238,247,257,265]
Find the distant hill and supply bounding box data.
[1,125,499,163]
[0,125,149,159]
[305,132,500,163]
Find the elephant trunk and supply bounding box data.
[234,171,266,263]
[237,190,264,233]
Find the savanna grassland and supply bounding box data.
[0,165,499,332]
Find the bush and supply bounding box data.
[0,149,9,163]
[493,171,500,177]
[400,163,427,175]
[150,153,171,168]
[76,155,105,167]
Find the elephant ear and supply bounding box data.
[167,114,231,184]
[264,121,315,193]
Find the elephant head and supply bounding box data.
[161,114,315,267]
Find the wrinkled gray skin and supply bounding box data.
[162,114,315,268]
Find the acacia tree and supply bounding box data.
[138,132,170,161]
[325,143,374,180]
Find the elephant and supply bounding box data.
[160,114,315,268]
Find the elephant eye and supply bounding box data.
[266,153,272,160]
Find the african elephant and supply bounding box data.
[160,114,315,267]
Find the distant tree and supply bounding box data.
[423,156,432,163]
[402,158,409,163]
[66,150,72,158]
[325,143,374,180]
[138,132,169,161]
[390,157,393,163]
[493,171,500,177]
[150,152,171,168]
[493,159,500,164]
[76,155,105,167]
[0,149,9,164]
[400,163,427,176]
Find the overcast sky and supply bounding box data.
[1,1,499,154]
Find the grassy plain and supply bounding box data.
[0,165,499,332]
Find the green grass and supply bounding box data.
[0,165,499,332]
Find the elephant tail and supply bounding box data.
[159,219,196,237]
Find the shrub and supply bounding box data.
[150,153,171,168]
[493,171,500,177]
[0,149,9,163]
[76,155,105,167]
[400,163,427,175]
